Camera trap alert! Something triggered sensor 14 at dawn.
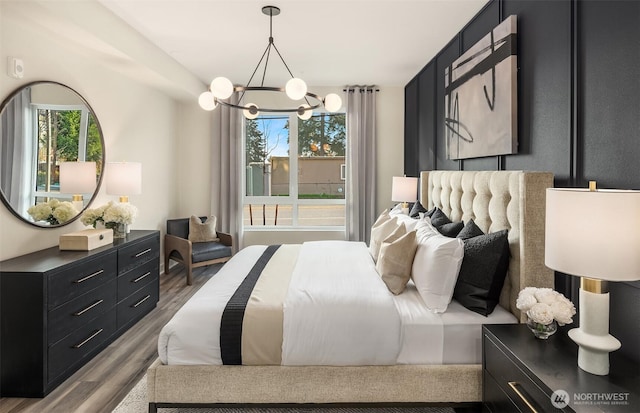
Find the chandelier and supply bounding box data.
[198,5,342,120]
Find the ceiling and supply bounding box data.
[96,0,489,88]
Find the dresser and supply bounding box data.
[0,230,160,397]
[483,324,640,412]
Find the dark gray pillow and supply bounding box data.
[457,219,485,240]
[429,208,463,237]
[437,221,464,237]
[409,201,428,218]
[429,208,451,227]
[453,229,510,316]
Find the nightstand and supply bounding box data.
[483,324,639,412]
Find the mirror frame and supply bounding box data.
[0,81,106,228]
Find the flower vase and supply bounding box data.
[526,317,557,339]
[106,222,127,239]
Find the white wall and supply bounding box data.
[0,1,192,261]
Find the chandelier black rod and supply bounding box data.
[260,43,272,87]
[238,41,273,103]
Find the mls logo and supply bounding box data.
[551,389,570,409]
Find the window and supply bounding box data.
[243,112,346,229]
[33,104,102,203]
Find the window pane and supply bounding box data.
[243,204,292,226]
[37,108,83,192]
[298,204,345,227]
[245,115,289,196]
[297,113,346,199]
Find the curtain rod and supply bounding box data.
[343,86,380,93]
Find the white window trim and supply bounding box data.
[242,112,346,231]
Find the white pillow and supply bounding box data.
[411,219,464,313]
[393,212,421,232]
[389,203,404,216]
[369,216,399,262]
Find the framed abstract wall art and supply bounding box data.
[445,15,518,160]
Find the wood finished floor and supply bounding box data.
[0,264,221,413]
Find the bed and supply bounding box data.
[147,170,554,411]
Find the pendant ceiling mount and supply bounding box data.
[198,5,342,119]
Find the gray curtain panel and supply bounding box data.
[210,94,242,251]
[345,86,378,243]
[0,87,34,216]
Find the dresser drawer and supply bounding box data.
[118,235,159,275]
[484,369,524,413]
[117,259,159,301]
[116,279,159,329]
[48,279,117,344]
[48,310,116,383]
[484,334,553,412]
[48,251,117,309]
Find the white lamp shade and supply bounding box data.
[545,188,640,281]
[391,176,418,202]
[285,78,307,100]
[59,162,97,194]
[324,93,342,112]
[106,162,142,196]
[210,77,234,99]
[198,91,217,111]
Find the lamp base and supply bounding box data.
[401,202,409,215]
[568,286,621,375]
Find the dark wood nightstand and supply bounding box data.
[483,324,640,412]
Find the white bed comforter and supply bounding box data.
[282,241,402,365]
[158,241,402,366]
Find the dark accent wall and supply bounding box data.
[404,0,640,363]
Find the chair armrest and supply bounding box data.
[165,233,192,261]
[218,232,233,249]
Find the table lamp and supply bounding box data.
[106,161,142,203]
[59,161,97,211]
[391,176,418,215]
[545,183,640,375]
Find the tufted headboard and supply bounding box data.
[419,171,554,321]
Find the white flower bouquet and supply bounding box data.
[27,199,78,225]
[516,287,576,326]
[81,201,138,227]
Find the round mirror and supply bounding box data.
[0,81,104,228]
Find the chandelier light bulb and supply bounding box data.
[210,77,234,99]
[324,93,342,112]
[285,78,308,100]
[198,91,217,111]
[243,103,260,119]
[297,104,313,120]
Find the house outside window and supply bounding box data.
[243,112,346,229]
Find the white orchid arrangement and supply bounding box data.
[27,199,78,225]
[81,201,138,228]
[516,287,576,326]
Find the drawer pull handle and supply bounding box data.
[508,381,539,413]
[134,248,152,258]
[132,271,151,283]
[132,294,151,308]
[73,328,103,348]
[74,299,104,316]
[74,269,104,284]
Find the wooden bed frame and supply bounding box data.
[147,170,554,412]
